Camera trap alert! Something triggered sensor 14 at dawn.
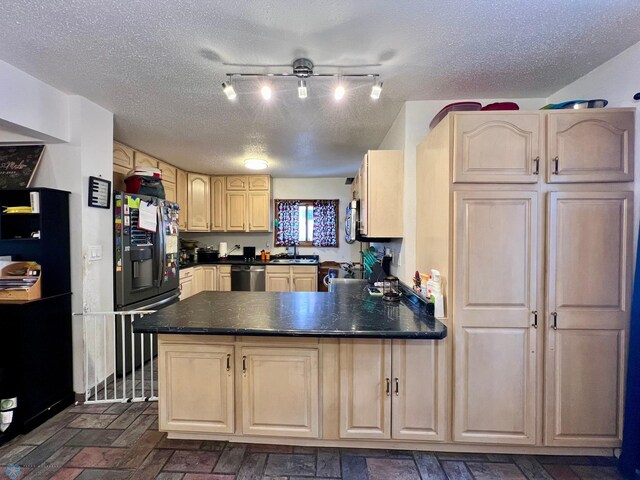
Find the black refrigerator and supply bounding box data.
[113,192,180,373]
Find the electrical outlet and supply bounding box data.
[234,244,241,249]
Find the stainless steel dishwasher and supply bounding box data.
[231,265,266,291]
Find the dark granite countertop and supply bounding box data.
[132,282,447,339]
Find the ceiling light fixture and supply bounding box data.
[222,81,236,100]
[297,79,308,99]
[244,159,268,170]
[370,81,383,100]
[261,84,272,100]
[221,58,381,103]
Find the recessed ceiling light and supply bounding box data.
[261,85,272,100]
[244,159,268,170]
[334,85,345,101]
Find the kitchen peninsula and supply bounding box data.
[133,282,451,450]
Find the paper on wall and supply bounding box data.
[166,235,178,254]
[138,202,157,232]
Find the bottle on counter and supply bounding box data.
[265,243,271,262]
[260,249,266,261]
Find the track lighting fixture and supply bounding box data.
[298,79,308,99]
[221,58,381,103]
[370,81,383,100]
[222,81,236,100]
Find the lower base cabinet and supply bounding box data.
[241,347,319,438]
[338,338,447,442]
[218,266,231,291]
[266,266,318,292]
[159,341,234,434]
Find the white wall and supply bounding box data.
[0,60,70,143]
[183,177,360,263]
[0,61,114,396]
[547,40,640,253]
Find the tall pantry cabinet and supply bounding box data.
[416,109,634,448]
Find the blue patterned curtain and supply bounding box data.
[275,200,300,246]
[312,200,339,247]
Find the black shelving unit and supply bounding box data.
[0,188,73,445]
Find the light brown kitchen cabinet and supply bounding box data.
[226,191,246,231]
[218,266,231,292]
[452,191,539,445]
[248,192,270,231]
[187,173,210,231]
[134,151,159,169]
[266,266,317,292]
[177,169,188,231]
[356,150,403,238]
[179,268,193,301]
[159,340,234,434]
[340,339,391,439]
[210,176,226,232]
[164,181,177,203]
[202,266,217,291]
[339,338,446,442]
[226,175,248,191]
[452,112,542,183]
[248,175,270,190]
[544,191,633,447]
[546,110,634,183]
[417,108,634,450]
[193,266,204,295]
[113,141,134,169]
[158,160,177,184]
[241,346,319,437]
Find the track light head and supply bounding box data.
[222,82,236,100]
[298,79,308,99]
[370,81,383,100]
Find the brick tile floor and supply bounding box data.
[0,402,623,479]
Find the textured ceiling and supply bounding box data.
[1,1,639,176]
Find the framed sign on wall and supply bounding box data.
[88,176,111,209]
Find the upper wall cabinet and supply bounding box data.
[210,176,226,232]
[177,169,188,231]
[248,175,270,191]
[449,109,634,184]
[547,110,634,183]
[113,142,134,170]
[134,151,159,168]
[158,161,177,184]
[453,113,542,183]
[187,173,210,231]
[226,176,248,191]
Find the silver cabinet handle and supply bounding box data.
[533,156,540,175]
[552,156,559,175]
[385,378,390,396]
[394,378,399,396]
[551,312,558,330]
[531,310,538,328]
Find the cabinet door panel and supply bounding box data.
[453,191,538,444]
[291,274,316,292]
[187,174,210,231]
[545,191,632,447]
[134,152,159,168]
[453,113,541,183]
[164,181,177,203]
[159,343,234,433]
[248,175,270,191]
[226,175,248,191]
[203,267,217,291]
[226,192,246,231]
[547,111,634,183]
[248,192,270,231]
[113,141,134,169]
[241,347,319,437]
[266,274,290,292]
[158,161,177,184]
[210,176,226,232]
[392,339,447,441]
[177,169,188,231]
[339,339,391,439]
[179,278,192,300]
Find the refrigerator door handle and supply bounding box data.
[156,204,165,288]
[133,291,180,311]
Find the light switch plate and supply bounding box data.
[88,245,103,261]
